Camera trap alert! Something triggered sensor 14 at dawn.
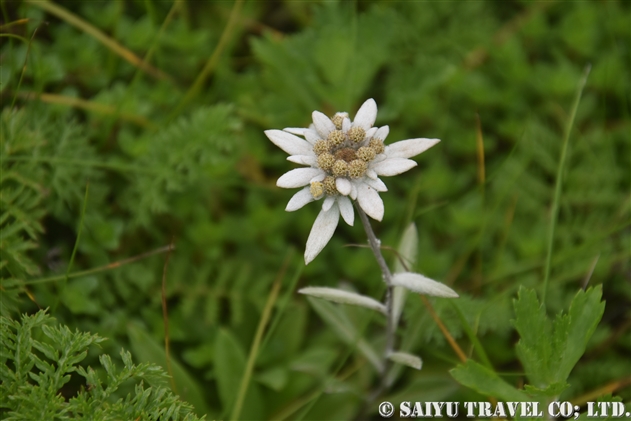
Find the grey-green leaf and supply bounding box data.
[388,351,422,370]
[306,297,383,372]
[392,272,458,298]
[393,223,419,327]
[299,286,386,315]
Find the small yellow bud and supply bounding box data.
[327,130,346,146]
[332,160,349,177]
[317,152,335,171]
[323,176,337,195]
[348,159,367,178]
[310,181,324,198]
[313,139,331,155]
[356,146,376,162]
[331,113,348,130]
[347,126,366,143]
[369,138,385,155]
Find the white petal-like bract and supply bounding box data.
[385,138,440,159]
[357,183,384,221]
[298,286,387,314]
[374,125,389,140]
[286,187,315,212]
[265,130,313,156]
[372,158,417,176]
[335,177,352,196]
[312,111,335,138]
[322,196,335,212]
[365,168,378,180]
[304,129,321,144]
[305,204,340,264]
[342,117,351,133]
[350,183,358,200]
[391,272,459,298]
[310,173,326,183]
[283,127,309,136]
[287,155,317,166]
[353,99,377,130]
[277,168,324,188]
[363,177,388,192]
[337,196,354,226]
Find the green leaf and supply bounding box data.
[386,373,460,404]
[213,328,263,419]
[451,360,529,402]
[254,366,288,391]
[127,321,210,416]
[214,329,246,409]
[523,382,568,401]
[306,297,383,373]
[512,286,605,387]
[61,276,101,315]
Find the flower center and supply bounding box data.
[334,148,357,162]
[310,117,386,197]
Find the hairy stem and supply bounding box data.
[355,204,395,393]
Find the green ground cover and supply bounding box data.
[1,1,629,419]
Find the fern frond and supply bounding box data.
[0,310,205,420]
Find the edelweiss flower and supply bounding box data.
[265,99,439,264]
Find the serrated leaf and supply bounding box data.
[100,354,116,380]
[523,382,568,401]
[392,272,459,298]
[512,286,605,387]
[298,286,386,315]
[450,360,529,402]
[32,341,58,361]
[388,351,422,370]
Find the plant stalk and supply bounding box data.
[542,63,591,305]
[355,204,395,393]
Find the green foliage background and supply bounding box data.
[1,0,629,419]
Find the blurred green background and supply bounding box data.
[1,0,629,419]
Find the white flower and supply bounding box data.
[265,99,440,264]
